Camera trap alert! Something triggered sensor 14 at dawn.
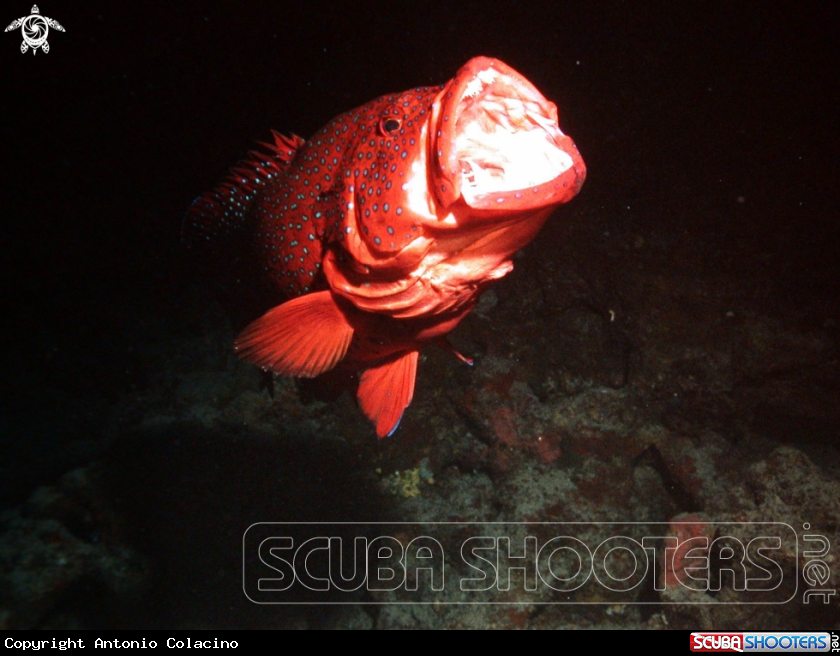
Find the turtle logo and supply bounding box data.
[5,5,65,55]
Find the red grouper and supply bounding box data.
[184,56,586,438]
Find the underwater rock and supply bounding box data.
[0,465,148,629]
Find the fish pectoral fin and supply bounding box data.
[234,291,354,377]
[357,350,420,438]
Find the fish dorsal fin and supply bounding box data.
[183,131,305,251]
[357,350,420,438]
[234,290,353,377]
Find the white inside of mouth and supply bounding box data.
[455,71,574,205]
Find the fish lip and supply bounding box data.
[432,56,586,213]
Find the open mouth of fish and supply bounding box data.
[435,58,583,211]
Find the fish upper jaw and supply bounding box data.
[431,56,586,214]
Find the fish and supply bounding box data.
[184,56,586,438]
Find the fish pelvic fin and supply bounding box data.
[234,290,354,377]
[357,350,420,438]
[182,131,305,251]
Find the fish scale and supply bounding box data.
[185,57,586,438]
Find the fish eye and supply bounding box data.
[379,117,401,136]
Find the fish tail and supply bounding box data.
[182,131,305,251]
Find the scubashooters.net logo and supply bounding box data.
[690,632,836,652]
[4,5,64,54]
[242,521,836,604]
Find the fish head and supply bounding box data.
[327,56,586,314]
[338,57,585,261]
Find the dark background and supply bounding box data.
[1,0,838,627]
[3,0,838,502]
[4,1,837,303]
